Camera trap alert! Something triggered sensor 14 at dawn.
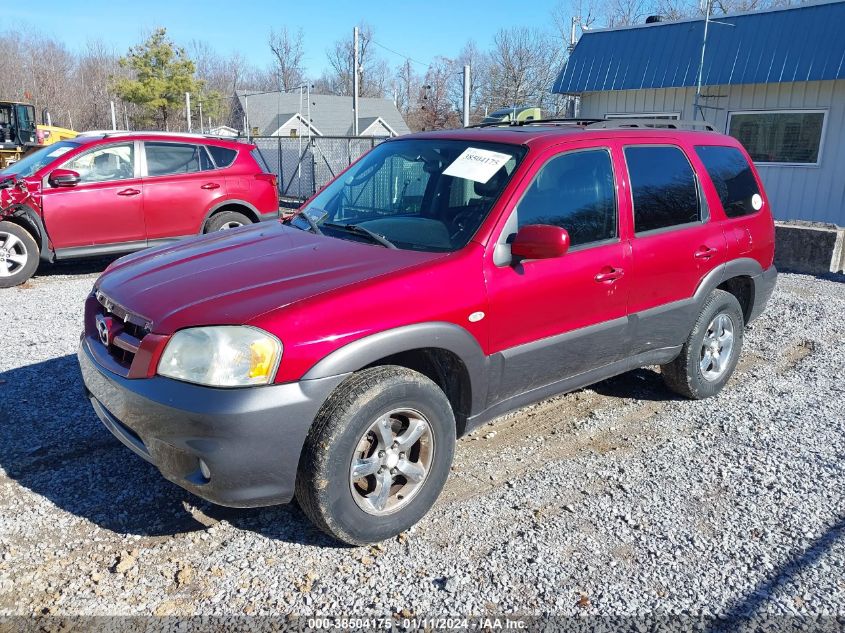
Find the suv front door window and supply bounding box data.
[40,141,145,250]
[64,143,135,183]
[485,145,631,399]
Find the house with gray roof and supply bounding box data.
[233,90,410,138]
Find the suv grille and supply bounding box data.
[93,291,152,373]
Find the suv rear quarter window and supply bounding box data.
[694,145,761,218]
[207,145,238,169]
[624,145,700,233]
[248,148,270,173]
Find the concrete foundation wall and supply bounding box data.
[774,222,845,274]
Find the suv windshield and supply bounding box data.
[293,138,526,252]
[0,140,80,178]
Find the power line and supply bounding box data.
[364,37,431,69]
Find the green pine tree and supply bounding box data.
[113,28,201,130]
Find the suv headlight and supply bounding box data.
[158,326,282,387]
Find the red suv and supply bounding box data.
[77,121,776,544]
[0,132,279,287]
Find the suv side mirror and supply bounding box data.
[511,224,570,261]
[48,169,81,188]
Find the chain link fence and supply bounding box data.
[245,135,388,204]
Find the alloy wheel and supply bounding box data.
[349,408,435,516]
[700,313,734,381]
[0,231,29,278]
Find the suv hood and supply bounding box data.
[96,222,444,333]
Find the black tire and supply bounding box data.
[204,210,252,233]
[295,366,456,545]
[0,220,39,288]
[661,289,744,400]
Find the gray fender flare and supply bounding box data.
[691,257,765,324]
[693,258,764,304]
[302,322,490,414]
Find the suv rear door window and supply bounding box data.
[625,145,700,233]
[145,142,207,177]
[63,142,135,183]
[207,146,238,169]
[515,148,617,247]
[694,145,761,218]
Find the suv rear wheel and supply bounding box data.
[296,366,456,545]
[0,221,39,288]
[205,210,252,232]
[661,289,744,399]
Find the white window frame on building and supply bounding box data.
[605,112,681,120]
[726,109,828,168]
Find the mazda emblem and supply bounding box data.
[95,315,112,346]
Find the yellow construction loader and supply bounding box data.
[0,101,77,169]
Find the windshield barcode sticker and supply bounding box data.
[443,147,512,184]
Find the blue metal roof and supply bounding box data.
[554,0,845,93]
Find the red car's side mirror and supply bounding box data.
[511,224,570,261]
[48,168,81,188]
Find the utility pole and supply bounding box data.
[353,26,360,136]
[186,92,192,132]
[198,100,204,134]
[462,65,471,127]
[245,94,250,140]
[694,0,712,121]
[110,101,117,131]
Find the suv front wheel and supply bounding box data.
[0,221,39,288]
[296,366,456,545]
[661,289,744,399]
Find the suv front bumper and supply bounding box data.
[78,338,346,507]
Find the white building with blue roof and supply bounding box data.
[555,0,845,226]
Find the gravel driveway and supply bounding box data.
[0,262,843,626]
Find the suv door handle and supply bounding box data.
[117,188,140,196]
[694,246,718,259]
[201,182,220,190]
[594,267,625,283]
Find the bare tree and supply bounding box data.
[324,23,389,97]
[485,27,566,114]
[394,59,421,117]
[268,27,306,92]
[410,57,461,131]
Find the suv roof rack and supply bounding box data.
[467,118,603,129]
[80,130,232,140]
[586,119,716,131]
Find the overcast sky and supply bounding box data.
[12,0,566,76]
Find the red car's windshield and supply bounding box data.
[0,140,80,178]
[293,138,526,253]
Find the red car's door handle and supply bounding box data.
[694,246,718,259]
[201,182,221,190]
[594,267,625,283]
[117,188,140,196]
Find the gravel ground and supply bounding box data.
[0,262,843,627]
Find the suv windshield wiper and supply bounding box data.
[322,222,397,249]
[284,210,323,235]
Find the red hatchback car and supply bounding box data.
[78,121,776,544]
[0,132,279,287]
